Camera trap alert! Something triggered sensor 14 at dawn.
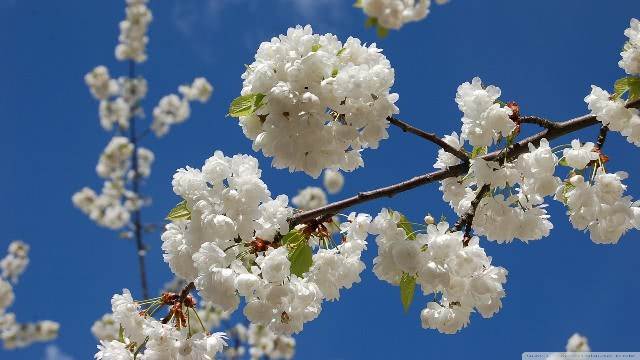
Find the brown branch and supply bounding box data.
[452,184,490,234]
[520,116,560,129]
[387,116,469,162]
[595,125,609,151]
[290,97,640,227]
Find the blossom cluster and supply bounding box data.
[360,0,449,31]
[619,18,640,75]
[161,151,371,335]
[371,210,507,334]
[85,66,148,131]
[434,77,640,245]
[585,86,640,146]
[73,137,154,229]
[95,289,227,360]
[237,25,399,177]
[115,0,152,63]
[226,323,295,360]
[0,241,59,349]
[151,77,213,137]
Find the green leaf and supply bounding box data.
[558,158,569,167]
[470,146,488,159]
[494,99,507,106]
[118,325,125,343]
[288,242,313,277]
[376,25,389,38]
[353,0,363,8]
[311,44,322,52]
[281,229,303,246]
[228,93,267,118]
[336,48,346,56]
[397,214,416,240]
[400,273,416,312]
[613,76,640,101]
[331,68,339,78]
[365,17,377,29]
[166,200,191,221]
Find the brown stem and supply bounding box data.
[290,97,640,226]
[595,125,609,151]
[452,185,490,234]
[161,282,195,324]
[520,116,560,129]
[387,116,469,162]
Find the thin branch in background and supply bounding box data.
[128,59,150,299]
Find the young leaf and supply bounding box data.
[613,76,640,101]
[397,214,416,240]
[353,0,363,8]
[400,273,416,312]
[558,158,569,167]
[376,26,389,38]
[311,44,322,52]
[288,242,313,277]
[365,17,377,29]
[166,200,190,221]
[228,93,267,118]
[336,48,346,56]
[281,229,303,246]
[470,146,488,159]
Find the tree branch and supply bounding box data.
[387,116,469,162]
[290,97,640,226]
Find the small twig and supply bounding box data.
[387,116,469,162]
[595,125,609,151]
[520,116,560,129]
[452,185,490,233]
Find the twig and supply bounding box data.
[452,184,490,234]
[520,116,560,129]
[595,125,609,151]
[387,116,469,162]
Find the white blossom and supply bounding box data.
[372,213,508,334]
[91,313,120,342]
[115,0,152,63]
[562,139,599,170]
[0,241,29,283]
[361,0,432,30]
[292,187,327,211]
[566,333,591,352]
[238,25,398,177]
[323,169,344,194]
[585,86,640,147]
[619,18,640,75]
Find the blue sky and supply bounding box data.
[1,0,639,359]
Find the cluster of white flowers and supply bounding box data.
[237,25,398,177]
[161,151,372,335]
[95,289,228,360]
[0,241,59,349]
[619,18,640,75]
[323,169,345,194]
[559,170,640,244]
[546,333,591,360]
[585,86,640,146]
[91,313,120,342]
[292,186,328,211]
[85,66,148,131]
[73,137,153,229]
[360,0,449,30]
[229,323,295,360]
[456,77,515,147]
[115,0,152,63]
[151,77,213,137]
[371,210,507,334]
[435,132,555,243]
[0,241,29,283]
